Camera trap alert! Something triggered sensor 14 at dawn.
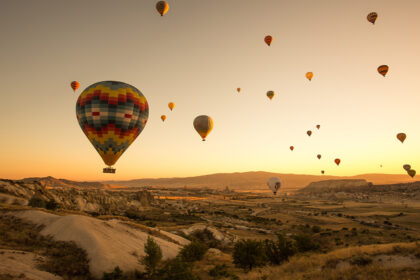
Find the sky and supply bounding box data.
[0,0,419,180]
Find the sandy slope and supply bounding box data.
[0,249,61,280]
[14,210,189,278]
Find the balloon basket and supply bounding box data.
[103,167,116,174]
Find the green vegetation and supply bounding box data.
[179,240,208,262]
[141,236,162,277]
[233,239,267,271]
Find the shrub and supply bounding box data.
[46,199,59,210]
[294,233,319,252]
[350,255,372,266]
[233,239,267,271]
[312,225,321,233]
[189,228,220,248]
[28,195,46,208]
[265,234,295,265]
[179,240,208,262]
[156,258,197,280]
[208,264,230,279]
[102,266,125,280]
[141,236,162,276]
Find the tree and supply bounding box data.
[141,236,162,277]
[265,234,295,265]
[46,199,59,210]
[179,240,208,262]
[28,195,46,208]
[233,239,267,271]
[294,233,319,252]
[156,258,197,280]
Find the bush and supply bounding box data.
[46,199,59,210]
[208,264,230,279]
[179,240,208,262]
[294,233,319,252]
[189,228,220,248]
[102,266,125,280]
[141,236,162,276]
[265,234,295,265]
[233,239,267,271]
[350,255,373,266]
[156,258,197,280]
[312,225,321,233]
[28,195,46,208]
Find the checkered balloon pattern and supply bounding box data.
[76,81,149,166]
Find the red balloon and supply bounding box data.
[335,158,341,166]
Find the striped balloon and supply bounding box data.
[76,81,149,169]
[367,12,378,24]
[71,81,80,92]
[193,115,214,141]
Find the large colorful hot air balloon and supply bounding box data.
[161,115,166,122]
[316,124,320,129]
[267,177,281,195]
[76,81,149,173]
[266,91,275,100]
[307,130,312,137]
[367,12,378,24]
[264,35,273,46]
[193,115,214,141]
[403,164,411,171]
[168,102,175,111]
[407,169,416,178]
[335,158,341,166]
[306,72,313,81]
[317,154,321,160]
[156,1,169,16]
[71,81,80,92]
[378,65,389,77]
[397,133,406,143]
[237,88,241,93]
[290,146,294,151]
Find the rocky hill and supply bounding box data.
[0,179,154,215]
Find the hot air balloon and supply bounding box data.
[367,12,378,24]
[264,35,273,46]
[267,177,281,195]
[71,81,80,92]
[76,81,149,173]
[306,72,313,81]
[168,102,175,111]
[161,115,166,122]
[321,170,325,174]
[378,65,389,77]
[397,133,406,143]
[317,154,321,160]
[307,130,312,137]
[156,1,169,16]
[193,115,214,141]
[316,124,320,129]
[408,169,416,178]
[237,88,241,93]
[335,158,341,166]
[290,146,294,151]
[403,164,411,171]
[266,91,275,100]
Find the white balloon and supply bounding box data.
[267,177,281,195]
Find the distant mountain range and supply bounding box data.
[16,172,416,190]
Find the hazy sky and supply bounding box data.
[1,0,419,180]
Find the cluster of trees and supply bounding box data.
[233,233,319,271]
[28,195,59,210]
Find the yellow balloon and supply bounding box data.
[156,1,169,16]
[193,115,214,141]
[168,102,175,111]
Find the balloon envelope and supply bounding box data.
[367,12,378,24]
[378,65,389,77]
[321,170,325,174]
[193,115,214,141]
[403,164,411,171]
[290,146,294,151]
[335,158,341,166]
[71,81,80,92]
[264,35,273,46]
[168,102,175,111]
[317,154,321,160]
[307,130,312,136]
[267,177,281,195]
[266,91,275,100]
[161,115,166,122]
[76,81,149,168]
[306,72,313,81]
[316,124,320,129]
[397,133,406,143]
[156,1,169,16]
[408,169,416,178]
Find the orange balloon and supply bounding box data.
[316,124,320,129]
[397,133,406,143]
[237,88,241,93]
[161,115,166,122]
[264,35,273,46]
[377,65,389,77]
[71,81,80,92]
[290,146,294,151]
[335,158,341,166]
[168,102,175,111]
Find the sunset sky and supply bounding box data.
[0,0,419,180]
